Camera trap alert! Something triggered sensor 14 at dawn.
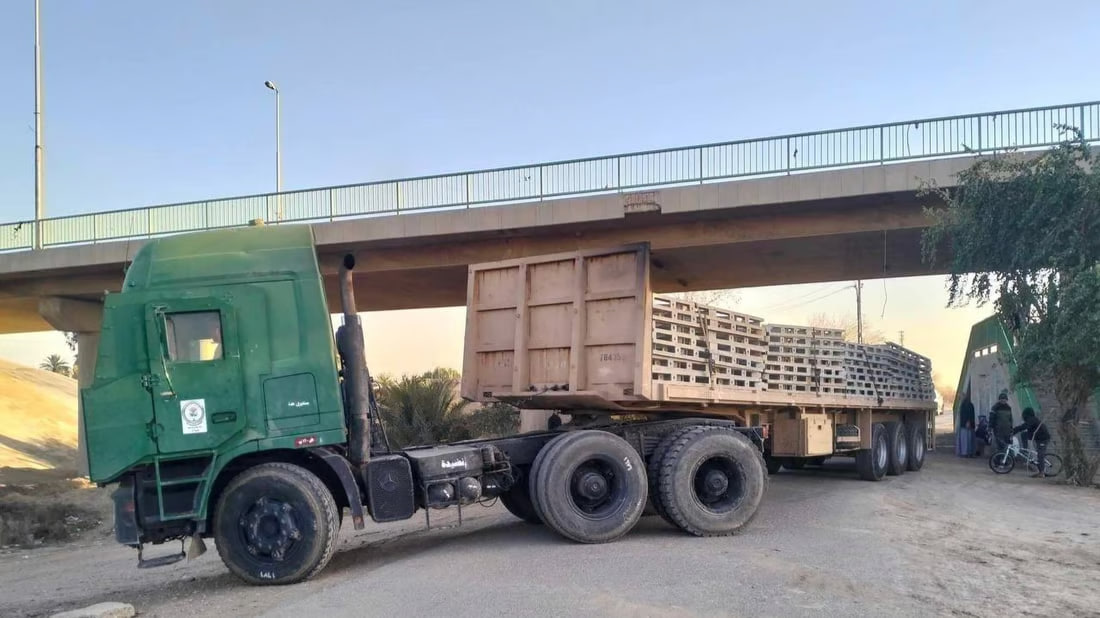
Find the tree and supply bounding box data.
[466,402,520,438]
[64,332,79,380]
[39,354,71,376]
[375,368,471,449]
[806,312,886,344]
[921,129,1100,485]
[667,289,740,309]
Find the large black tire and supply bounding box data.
[784,458,805,470]
[855,423,888,481]
[213,462,340,585]
[530,430,647,544]
[646,425,699,523]
[500,468,541,525]
[765,455,783,475]
[884,422,908,476]
[905,420,926,471]
[656,426,767,537]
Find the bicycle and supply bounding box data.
[988,436,1063,477]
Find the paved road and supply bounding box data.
[3,452,1098,617]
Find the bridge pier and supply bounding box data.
[38,297,103,478]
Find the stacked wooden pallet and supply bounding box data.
[650,295,768,390]
[650,295,934,402]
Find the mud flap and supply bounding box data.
[312,447,366,530]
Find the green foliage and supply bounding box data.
[39,354,71,377]
[374,368,523,447]
[465,403,520,438]
[921,130,1100,485]
[375,368,471,449]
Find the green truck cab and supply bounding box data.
[82,223,767,585]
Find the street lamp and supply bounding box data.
[264,80,282,220]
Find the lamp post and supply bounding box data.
[34,0,45,248]
[264,80,282,220]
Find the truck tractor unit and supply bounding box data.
[82,225,769,585]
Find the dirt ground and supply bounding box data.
[1,441,1098,617]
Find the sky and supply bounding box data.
[0,0,1096,398]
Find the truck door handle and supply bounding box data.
[212,412,237,424]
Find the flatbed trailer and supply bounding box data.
[461,244,935,481]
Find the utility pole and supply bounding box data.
[33,0,45,248]
[855,280,863,345]
[899,331,905,347]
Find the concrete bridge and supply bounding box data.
[4,100,1097,337]
[2,155,962,332]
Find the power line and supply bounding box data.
[764,283,854,313]
[759,283,846,312]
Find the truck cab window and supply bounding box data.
[164,311,223,362]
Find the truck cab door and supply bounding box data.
[145,299,246,455]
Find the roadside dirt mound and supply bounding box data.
[0,359,79,481]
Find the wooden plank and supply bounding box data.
[460,264,479,400]
[511,264,529,393]
[568,256,586,391]
[633,248,652,399]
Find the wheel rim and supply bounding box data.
[691,455,744,513]
[238,496,302,562]
[913,430,925,460]
[896,431,908,467]
[992,453,1012,473]
[875,436,888,470]
[569,457,627,519]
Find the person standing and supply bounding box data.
[959,395,976,455]
[974,414,991,458]
[990,393,1014,451]
[957,397,976,457]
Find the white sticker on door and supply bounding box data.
[180,399,208,435]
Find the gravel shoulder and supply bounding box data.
[1,451,1097,617]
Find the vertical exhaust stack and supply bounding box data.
[338,253,371,467]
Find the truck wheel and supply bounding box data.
[884,422,907,476]
[656,426,766,537]
[500,468,541,525]
[784,458,805,470]
[646,425,698,523]
[764,455,783,475]
[530,430,647,544]
[905,421,926,471]
[213,462,340,585]
[855,423,888,481]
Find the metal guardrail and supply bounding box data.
[3,100,1099,251]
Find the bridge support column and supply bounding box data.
[38,298,104,478]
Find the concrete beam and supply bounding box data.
[38,297,104,333]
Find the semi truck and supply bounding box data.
[80,223,932,585]
[80,224,770,585]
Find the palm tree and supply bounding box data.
[39,354,71,376]
[376,368,471,449]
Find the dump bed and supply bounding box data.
[461,245,653,408]
[461,244,936,415]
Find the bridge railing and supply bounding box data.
[3,100,1098,251]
